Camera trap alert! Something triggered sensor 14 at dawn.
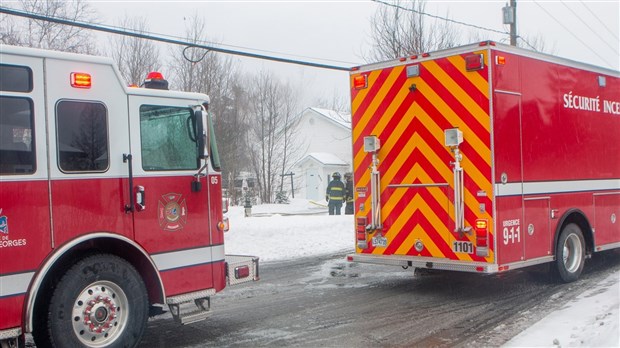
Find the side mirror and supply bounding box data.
[194,109,208,159]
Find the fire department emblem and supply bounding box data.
[0,209,8,234]
[158,193,187,232]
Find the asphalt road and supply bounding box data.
[138,250,620,347]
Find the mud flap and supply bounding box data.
[226,255,260,285]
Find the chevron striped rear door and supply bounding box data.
[351,48,495,265]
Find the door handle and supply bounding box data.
[136,185,146,211]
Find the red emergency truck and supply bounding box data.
[347,41,619,282]
[0,45,258,347]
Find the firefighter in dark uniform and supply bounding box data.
[344,172,354,215]
[326,172,345,215]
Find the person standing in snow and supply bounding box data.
[344,172,354,215]
[326,172,345,215]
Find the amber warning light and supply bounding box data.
[70,72,91,88]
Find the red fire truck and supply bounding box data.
[347,41,619,282]
[0,45,258,347]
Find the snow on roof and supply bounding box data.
[308,152,348,165]
[308,107,351,130]
[295,152,348,166]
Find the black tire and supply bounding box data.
[42,254,148,348]
[554,223,586,283]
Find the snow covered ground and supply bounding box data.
[224,199,619,347]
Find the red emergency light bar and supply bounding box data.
[465,54,484,71]
[353,75,367,90]
[70,72,91,88]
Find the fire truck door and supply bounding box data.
[493,92,524,264]
[128,96,214,291]
[0,56,51,316]
[524,198,551,259]
[44,58,133,248]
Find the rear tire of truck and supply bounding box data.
[554,223,585,283]
[41,254,148,348]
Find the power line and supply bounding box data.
[371,0,510,36]
[579,0,619,41]
[0,6,352,71]
[532,1,615,68]
[560,0,619,55]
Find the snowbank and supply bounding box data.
[224,199,354,262]
[505,270,619,347]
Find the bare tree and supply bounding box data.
[313,90,351,114]
[248,71,301,203]
[1,0,98,53]
[518,33,557,54]
[365,0,460,62]
[169,15,252,198]
[109,16,160,86]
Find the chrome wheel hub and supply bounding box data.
[72,281,128,347]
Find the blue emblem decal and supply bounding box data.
[0,209,8,234]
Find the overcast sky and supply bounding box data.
[89,0,619,109]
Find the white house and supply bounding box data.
[291,107,352,201]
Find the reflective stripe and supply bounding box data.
[331,187,343,191]
[495,179,620,197]
[0,272,34,297]
[152,244,225,271]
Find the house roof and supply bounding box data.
[307,107,351,130]
[294,152,349,167]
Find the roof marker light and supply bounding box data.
[422,53,430,58]
[70,72,91,88]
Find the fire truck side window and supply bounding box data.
[139,105,199,171]
[0,96,35,174]
[56,100,109,172]
[207,111,222,171]
[0,64,32,92]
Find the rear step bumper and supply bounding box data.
[226,254,260,285]
[347,253,498,273]
[165,255,259,325]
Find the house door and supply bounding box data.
[306,168,321,201]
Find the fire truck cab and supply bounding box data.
[0,45,258,347]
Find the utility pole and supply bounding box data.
[503,0,518,46]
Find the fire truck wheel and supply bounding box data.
[45,254,149,348]
[555,223,585,283]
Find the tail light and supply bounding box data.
[235,265,250,279]
[475,219,489,257]
[356,216,368,249]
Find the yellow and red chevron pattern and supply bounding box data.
[351,50,494,264]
